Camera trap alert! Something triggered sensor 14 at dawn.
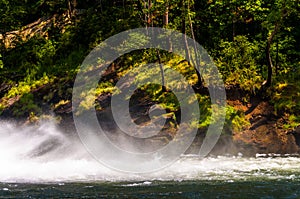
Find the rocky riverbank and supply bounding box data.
[1,80,299,157]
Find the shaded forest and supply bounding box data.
[0,0,300,155]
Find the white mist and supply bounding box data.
[0,121,300,183]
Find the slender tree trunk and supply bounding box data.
[163,2,168,27]
[67,0,77,17]
[264,22,280,87]
[181,0,191,64]
[263,6,288,88]
[143,0,147,27]
[147,0,152,27]
[187,0,202,87]
[163,1,172,52]
[156,49,166,92]
[275,40,279,75]
[123,0,126,18]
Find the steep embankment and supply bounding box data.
[229,99,300,155]
[1,12,300,156]
[1,77,300,156]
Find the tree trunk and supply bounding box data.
[181,0,191,64]
[187,0,202,87]
[143,0,147,27]
[67,0,77,18]
[275,40,279,75]
[156,49,166,92]
[264,22,280,88]
[263,6,288,88]
[147,0,152,27]
[163,2,168,27]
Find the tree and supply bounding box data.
[262,0,296,88]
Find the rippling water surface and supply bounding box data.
[1,122,300,198]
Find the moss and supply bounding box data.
[12,93,41,117]
[225,106,250,133]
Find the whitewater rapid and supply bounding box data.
[1,121,300,183]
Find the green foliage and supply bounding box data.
[35,39,56,65]
[95,82,116,96]
[6,75,51,99]
[194,93,249,132]
[215,35,263,93]
[270,82,300,130]
[272,82,300,114]
[0,0,26,32]
[283,114,300,130]
[225,106,250,132]
[196,94,212,129]
[0,75,52,116]
[3,36,55,77]
[0,0,299,134]
[12,93,41,117]
[0,54,3,69]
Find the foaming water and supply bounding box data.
[1,121,300,183]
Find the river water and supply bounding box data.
[1,121,300,198]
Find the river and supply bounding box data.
[1,121,300,198]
